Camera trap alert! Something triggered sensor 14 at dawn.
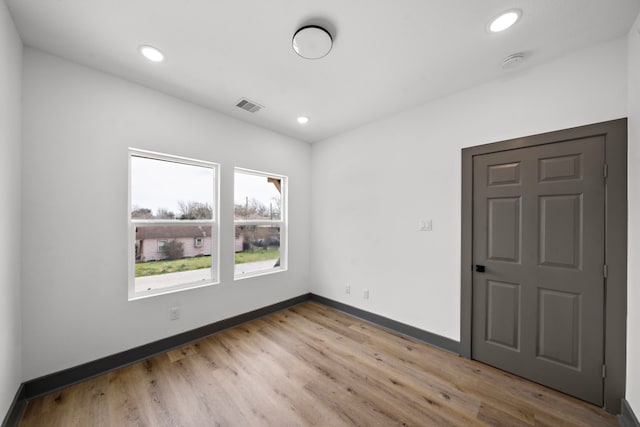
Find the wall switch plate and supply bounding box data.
[170,306,180,321]
[419,219,432,231]
[363,289,369,299]
[345,284,351,294]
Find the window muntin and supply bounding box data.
[234,168,287,279]
[129,149,219,300]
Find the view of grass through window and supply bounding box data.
[130,152,218,297]
[129,154,284,297]
[234,169,285,277]
[135,248,280,278]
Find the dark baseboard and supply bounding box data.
[620,399,640,427]
[23,293,311,400]
[4,291,463,425]
[1,384,25,427]
[310,294,460,355]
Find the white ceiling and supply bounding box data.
[7,0,640,143]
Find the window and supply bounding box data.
[129,149,219,300]
[234,168,287,278]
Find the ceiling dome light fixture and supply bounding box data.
[489,9,522,33]
[139,45,165,62]
[293,25,333,59]
[297,116,310,124]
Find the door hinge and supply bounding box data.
[602,365,607,379]
[604,163,608,179]
[603,264,608,279]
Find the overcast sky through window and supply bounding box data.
[131,156,214,215]
[130,156,280,216]
[234,171,281,208]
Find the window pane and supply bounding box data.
[135,225,212,292]
[234,225,281,275]
[234,171,282,220]
[131,156,214,220]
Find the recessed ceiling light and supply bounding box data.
[293,26,333,59]
[489,10,522,33]
[139,45,165,62]
[297,116,310,124]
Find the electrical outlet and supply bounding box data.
[418,219,432,231]
[346,284,351,294]
[363,289,369,299]
[170,306,180,321]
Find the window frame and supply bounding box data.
[128,148,220,300]
[194,236,204,248]
[233,167,288,280]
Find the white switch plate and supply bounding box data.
[170,306,180,321]
[419,219,432,231]
[363,289,369,299]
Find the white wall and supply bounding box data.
[626,13,640,416]
[0,0,22,418]
[311,37,628,341]
[21,48,311,381]
[12,18,637,411]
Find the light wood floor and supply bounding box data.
[20,301,617,426]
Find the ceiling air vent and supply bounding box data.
[235,98,264,113]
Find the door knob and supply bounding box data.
[475,265,486,273]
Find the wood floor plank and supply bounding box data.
[331,308,612,426]
[260,313,452,426]
[19,302,618,426]
[270,307,484,426]
[339,317,536,424]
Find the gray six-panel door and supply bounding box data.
[472,136,605,405]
